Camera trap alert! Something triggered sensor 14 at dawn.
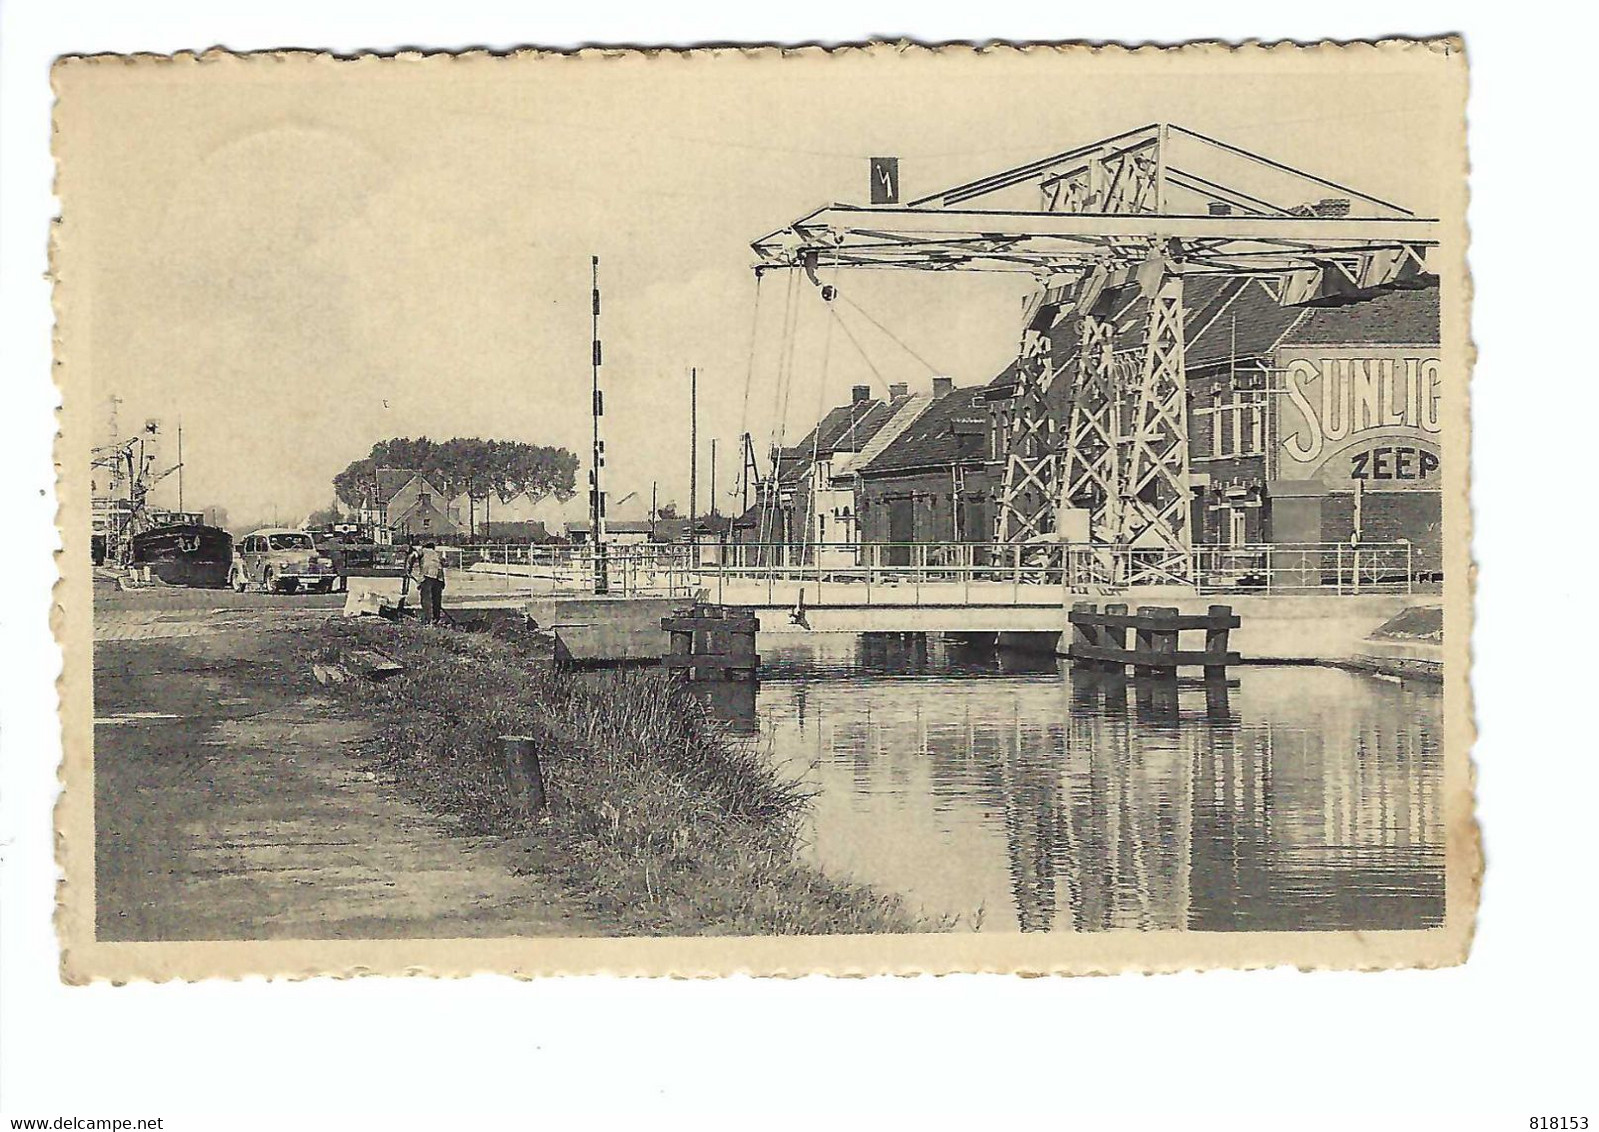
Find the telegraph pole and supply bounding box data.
[590,256,608,594]
[740,432,758,516]
[688,367,698,540]
[709,437,718,519]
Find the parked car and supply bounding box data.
[230,527,341,594]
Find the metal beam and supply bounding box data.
[754,205,1441,261]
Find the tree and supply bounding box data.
[306,501,343,528]
[333,437,580,535]
[655,502,680,519]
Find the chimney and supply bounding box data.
[851,384,871,404]
[1207,201,1232,216]
[932,375,954,399]
[888,382,909,400]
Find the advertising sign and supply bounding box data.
[1275,346,1441,491]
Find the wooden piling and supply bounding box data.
[661,603,760,681]
[1205,604,1234,681]
[498,735,548,819]
[1071,602,1098,662]
[1102,602,1129,670]
[1066,603,1241,675]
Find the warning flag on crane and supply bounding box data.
[870,157,899,204]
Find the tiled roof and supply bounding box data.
[771,394,909,490]
[788,398,899,460]
[565,520,654,535]
[374,467,419,505]
[1282,283,1439,346]
[772,447,813,489]
[1184,278,1307,370]
[852,393,936,469]
[1185,278,1440,365]
[856,385,987,476]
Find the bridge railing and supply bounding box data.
[426,540,1424,603]
[697,541,1423,603]
[436,542,702,599]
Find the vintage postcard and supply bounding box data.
[53,40,1476,981]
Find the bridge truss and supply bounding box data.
[751,123,1440,585]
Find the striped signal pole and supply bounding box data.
[590,255,609,594]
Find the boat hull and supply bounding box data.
[128,524,234,588]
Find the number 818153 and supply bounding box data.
[1531,1119,1588,1129]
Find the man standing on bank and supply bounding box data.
[414,540,446,625]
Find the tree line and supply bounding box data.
[331,437,579,520]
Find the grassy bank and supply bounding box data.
[311,618,932,936]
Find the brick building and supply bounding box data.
[840,276,1441,575]
[854,375,994,564]
[1185,278,1442,574]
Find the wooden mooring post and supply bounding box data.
[1068,602,1241,676]
[498,735,548,819]
[661,603,760,682]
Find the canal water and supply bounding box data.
[748,634,1445,933]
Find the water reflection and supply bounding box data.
[752,634,1444,933]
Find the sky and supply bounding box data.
[57,47,1459,528]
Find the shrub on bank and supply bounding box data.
[312,619,928,936]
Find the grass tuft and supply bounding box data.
[310,619,933,936]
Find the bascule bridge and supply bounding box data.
[750,123,1441,586]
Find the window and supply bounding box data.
[418,492,431,508]
[1206,389,1266,459]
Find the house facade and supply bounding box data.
[833,276,1441,577]
[854,376,996,564]
[359,468,461,545]
[736,384,906,562]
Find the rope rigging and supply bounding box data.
[800,266,839,559]
[758,268,802,551]
[748,268,951,561]
[733,270,765,527]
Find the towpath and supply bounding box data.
[93,589,599,941]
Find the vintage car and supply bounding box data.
[230,527,341,593]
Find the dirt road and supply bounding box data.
[93,595,598,941]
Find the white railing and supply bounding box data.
[701,541,1421,598]
[435,542,702,600]
[421,540,1424,605]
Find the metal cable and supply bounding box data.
[838,293,941,375]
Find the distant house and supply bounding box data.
[359,468,461,545]
[478,520,557,544]
[564,519,654,547]
[448,489,577,540]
